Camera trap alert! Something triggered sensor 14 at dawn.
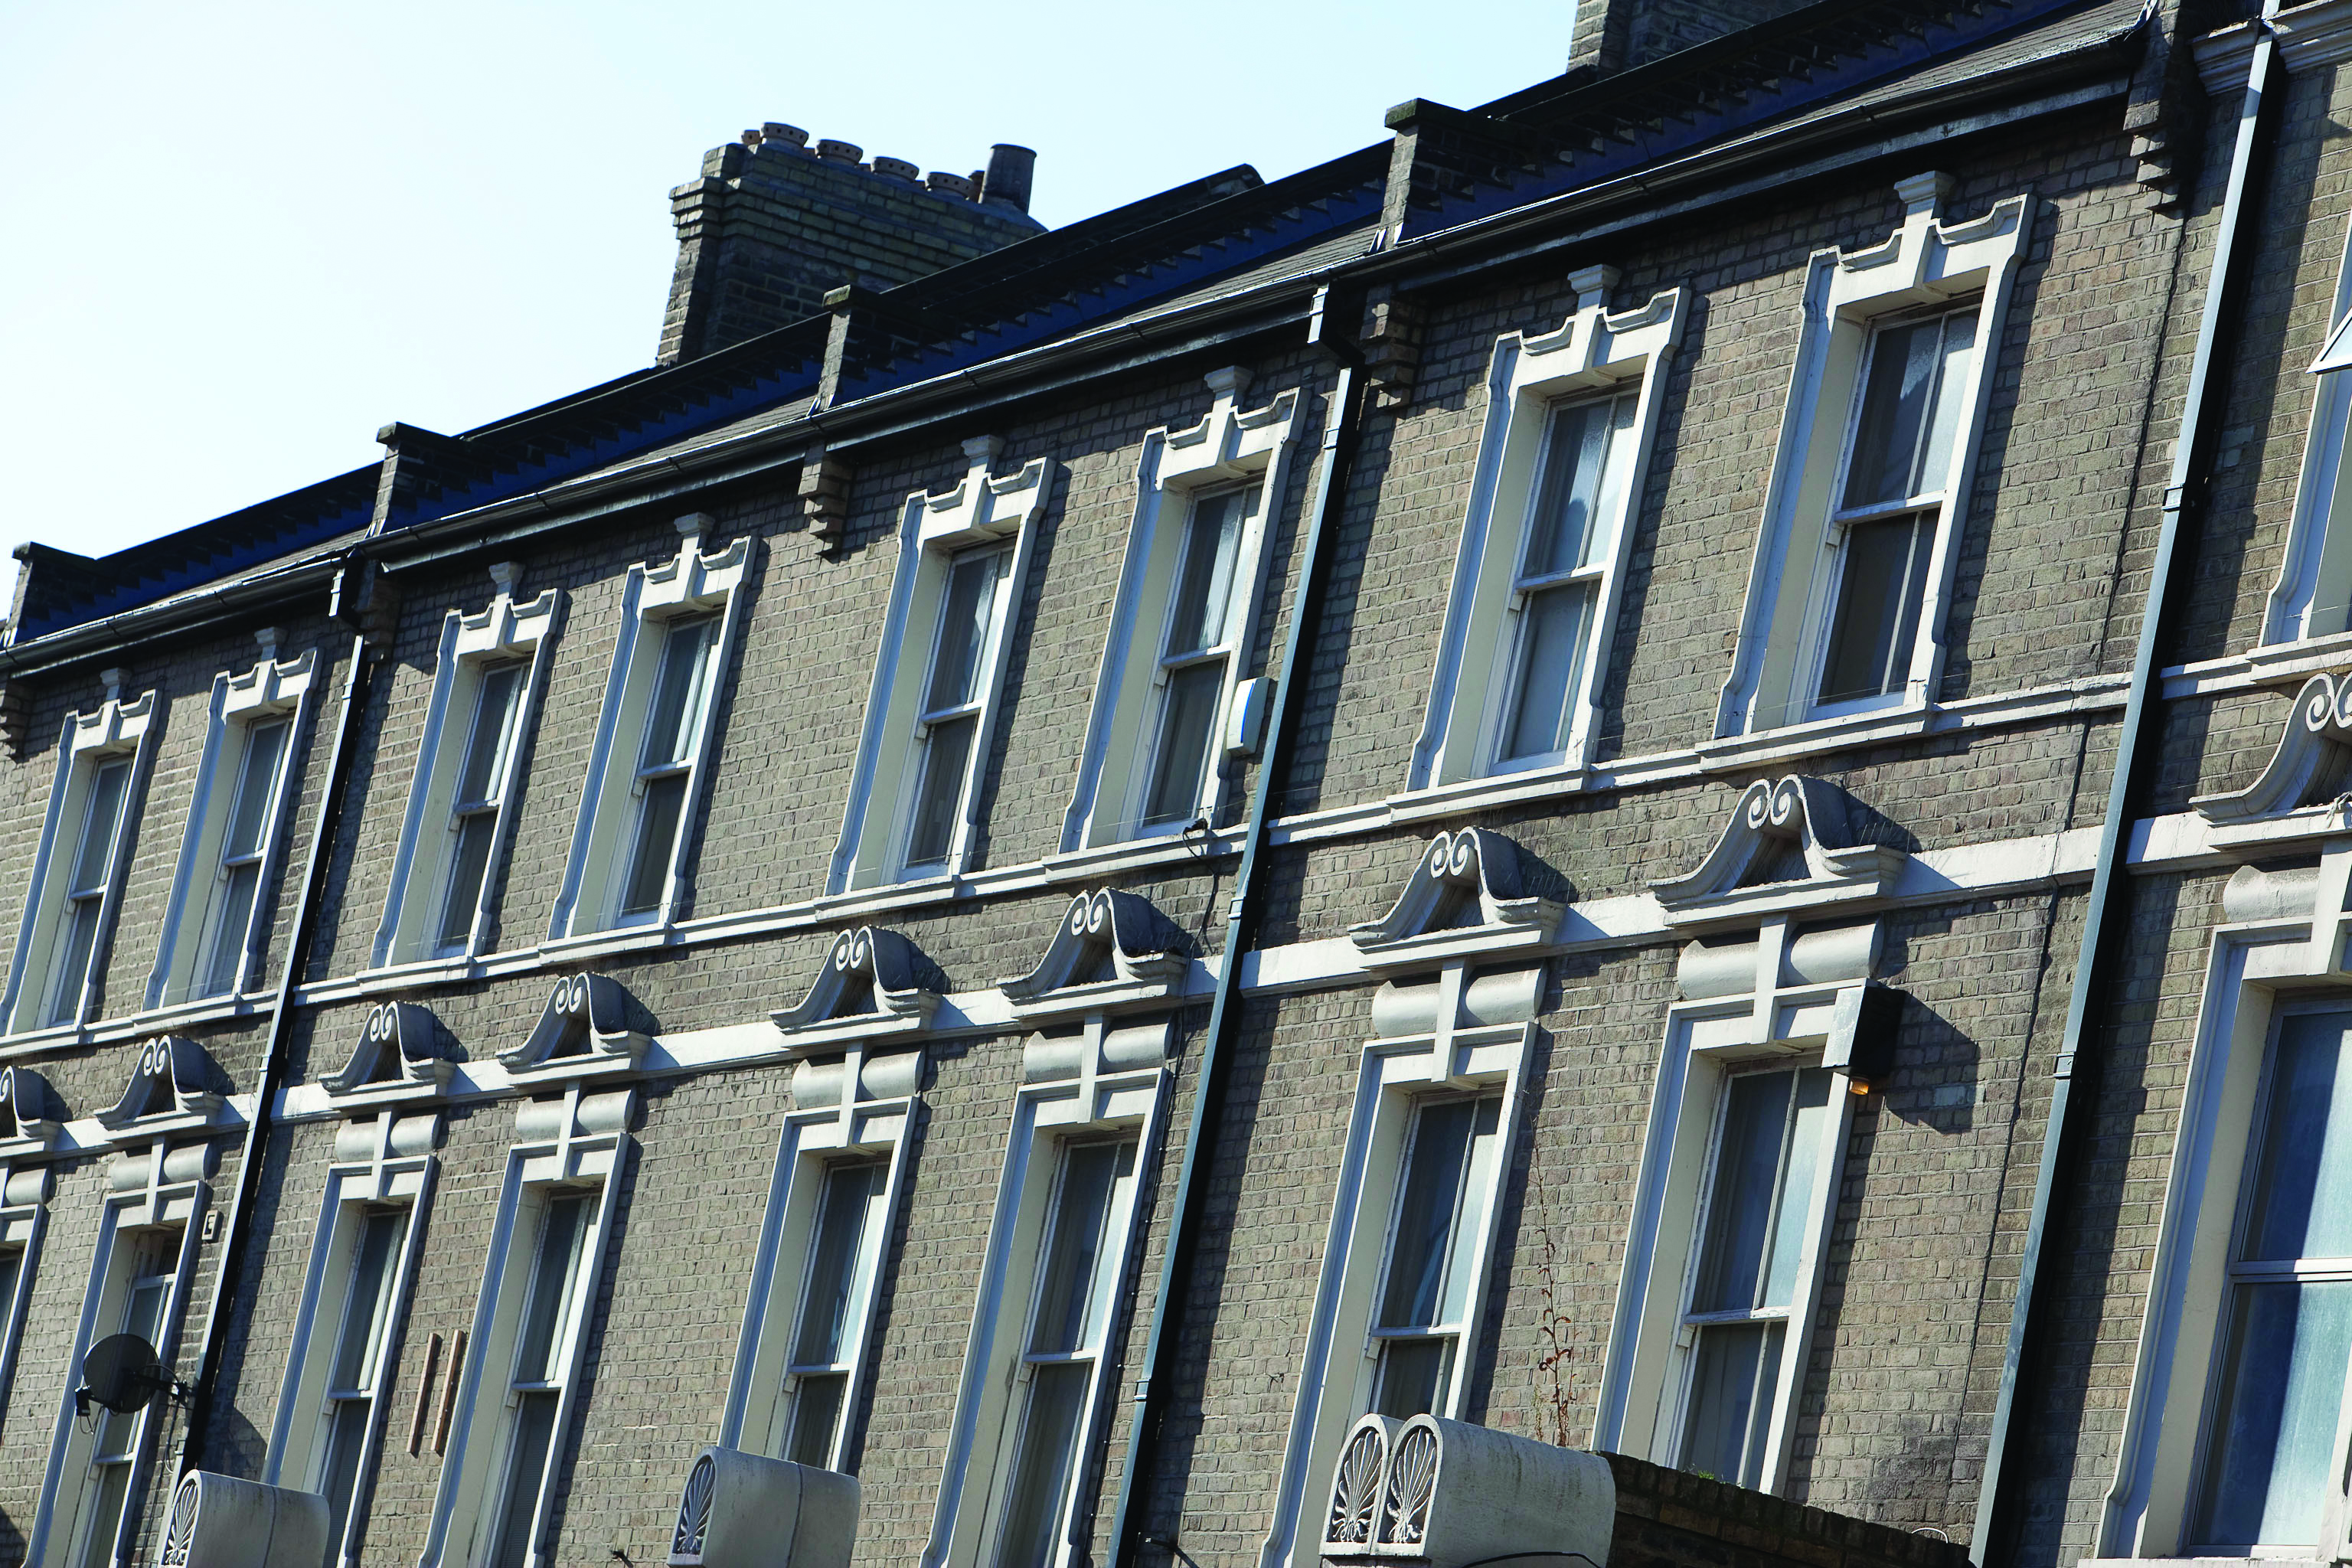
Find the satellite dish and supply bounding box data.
[77,1333,168,1416]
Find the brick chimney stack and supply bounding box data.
[658,123,1046,366]
[1568,0,1815,74]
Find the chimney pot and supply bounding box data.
[763,122,809,150]
[981,143,1037,214]
[817,138,864,165]
[740,128,763,146]
[928,171,978,199]
[873,156,920,183]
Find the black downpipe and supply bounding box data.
[1968,18,2279,1563]
[1104,286,1370,1567]
[179,614,383,1477]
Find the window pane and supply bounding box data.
[905,714,977,868]
[2246,1010,2352,1262]
[926,550,1008,714]
[1527,397,1636,577]
[122,1275,170,1345]
[1380,1100,1478,1331]
[320,1395,374,1553]
[786,1373,848,1468]
[2194,1280,2352,1547]
[1500,583,1593,763]
[514,1195,587,1383]
[1844,314,1976,510]
[1165,491,1246,658]
[793,1165,882,1367]
[222,720,289,864]
[1142,662,1224,828]
[640,617,716,771]
[0,1248,21,1323]
[437,812,499,951]
[1029,1145,1123,1357]
[619,773,688,917]
[996,1361,1093,1568]
[1436,1099,1502,1327]
[75,1462,134,1568]
[72,760,132,893]
[1760,1070,1833,1310]
[456,665,524,807]
[198,862,261,998]
[329,1210,407,1392]
[1916,313,1978,498]
[1815,512,1933,707]
[1680,1320,1784,1489]
[489,1389,560,1568]
[47,898,101,1027]
[1373,1337,1452,1420]
[1693,1073,1792,1315]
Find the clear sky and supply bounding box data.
[0,2,1577,604]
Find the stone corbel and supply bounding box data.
[1651,776,1909,927]
[94,1037,225,1133]
[501,974,649,1078]
[321,1000,456,1101]
[773,927,942,1048]
[2194,671,2352,851]
[1000,890,1187,1023]
[1349,829,1562,969]
[0,1065,61,1154]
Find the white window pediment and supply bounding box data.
[998,889,1187,1024]
[373,565,564,971]
[498,973,649,1082]
[93,1036,227,1142]
[831,438,1052,893]
[0,1066,62,1156]
[1061,369,1302,852]
[772,926,942,1050]
[1712,174,2030,749]
[1348,828,1562,972]
[319,999,456,1105]
[1650,776,1909,928]
[1411,269,1685,793]
[2194,670,2352,851]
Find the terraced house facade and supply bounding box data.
[2,0,2348,1563]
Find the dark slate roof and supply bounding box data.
[11,0,2141,651]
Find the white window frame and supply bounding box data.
[548,517,753,943]
[1713,172,2028,743]
[0,1156,51,1423]
[722,1043,920,1468]
[1592,915,1875,1498]
[374,567,563,970]
[420,1084,632,1568]
[1060,368,1298,852]
[146,637,316,1011]
[1256,961,1532,1568]
[923,1016,1171,1568]
[1410,270,1684,793]
[26,1136,213,1568]
[263,1111,438,1568]
[2266,209,2352,648]
[831,439,1050,892]
[1,675,158,1038]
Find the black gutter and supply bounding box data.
[1968,11,2278,1563]
[1102,283,1369,1568]
[178,601,384,1479]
